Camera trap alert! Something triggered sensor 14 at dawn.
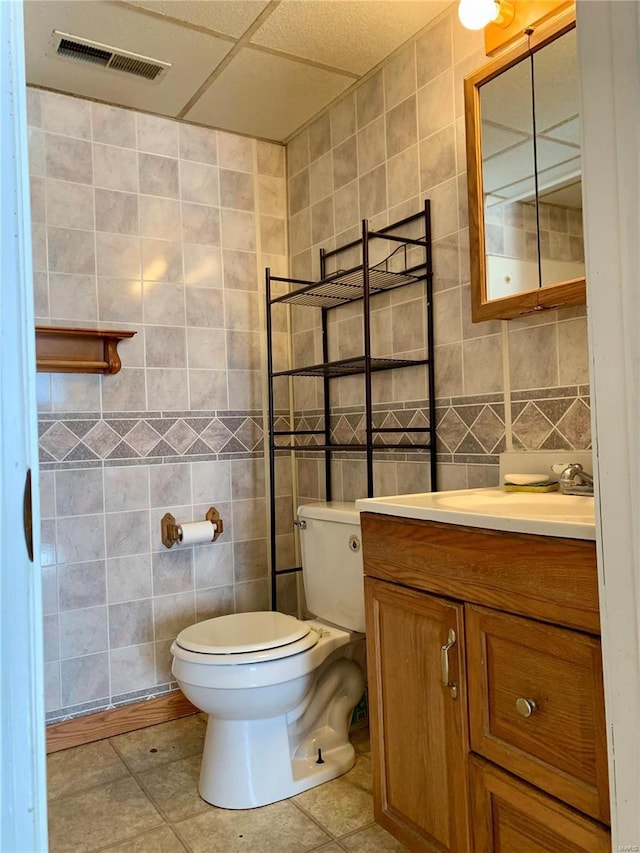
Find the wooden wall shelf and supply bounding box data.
[35,326,136,375]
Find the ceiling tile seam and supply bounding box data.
[117,0,363,80]
[242,43,359,80]
[114,0,238,46]
[280,0,457,146]
[485,116,581,148]
[176,0,283,120]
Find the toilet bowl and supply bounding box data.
[170,502,365,810]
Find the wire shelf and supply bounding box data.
[272,267,424,308]
[272,442,433,452]
[266,202,437,612]
[273,356,428,379]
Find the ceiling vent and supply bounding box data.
[49,31,171,82]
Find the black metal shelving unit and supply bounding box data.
[265,201,437,610]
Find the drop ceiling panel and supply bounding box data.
[251,0,449,75]
[24,0,459,141]
[185,48,354,141]
[537,160,581,197]
[541,116,580,147]
[536,138,580,173]
[482,123,528,158]
[481,59,534,136]
[484,142,536,196]
[24,0,232,116]
[128,0,271,38]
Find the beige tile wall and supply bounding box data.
[29,89,290,720]
[30,5,592,719]
[284,5,591,502]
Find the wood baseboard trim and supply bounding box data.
[46,691,198,754]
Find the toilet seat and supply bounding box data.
[175,611,320,665]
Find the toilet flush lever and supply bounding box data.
[440,628,458,700]
[293,520,307,529]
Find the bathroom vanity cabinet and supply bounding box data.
[362,512,610,852]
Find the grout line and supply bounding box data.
[94,824,189,853]
[251,137,274,610]
[337,820,379,840]
[47,767,134,808]
[169,819,198,853]
[130,764,209,828]
[288,796,340,840]
[175,0,282,120]
[501,320,513,450]
[89,817,168,853]
[282,151,304,606]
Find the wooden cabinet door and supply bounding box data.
[365,577,470,852]
[466,605,609,823]
[470,757,610,852]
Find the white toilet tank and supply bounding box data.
[297,502,365,633]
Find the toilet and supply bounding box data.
[170,502,366,810]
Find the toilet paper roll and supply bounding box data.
[179,520,217,545]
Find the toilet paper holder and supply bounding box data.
[161,506,224,549]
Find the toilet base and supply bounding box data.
[198,715,357,809]
[197,656,364,809]
[291,741,356,793]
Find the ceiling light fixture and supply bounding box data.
[458,0,515,31]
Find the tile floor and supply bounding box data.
[47,715,409,852]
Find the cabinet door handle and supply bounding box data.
[515,697,538,718]
[440,628,458,700]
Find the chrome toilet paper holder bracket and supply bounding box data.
[161,506,224,549]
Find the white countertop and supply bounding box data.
[355,487,596,541]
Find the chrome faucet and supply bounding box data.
[552,462,594,496]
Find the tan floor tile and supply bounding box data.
[137,754,210,822]
[48,776,163,853]
[174,799,331,852]
[110,715,205,773]
[341,823,410,851]
[48,740,130,800]
[293,756,374,838]
[98,826,188,852]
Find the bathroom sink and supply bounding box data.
[433,490,594,523]
[355,487,596,540]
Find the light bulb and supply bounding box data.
[458,0,500,30]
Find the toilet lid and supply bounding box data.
[176,611,312,655]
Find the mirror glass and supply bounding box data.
[480,55,541,299]
[532,29,583,287]
[465,11,585,321]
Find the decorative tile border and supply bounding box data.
[39,387,591,470]
[511,389,591,452]
[287,385,591,461]
[38,411,265,464]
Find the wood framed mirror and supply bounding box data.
[465,8,585,322]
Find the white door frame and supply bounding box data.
[578,1,640,847]
[0,1,47,849]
